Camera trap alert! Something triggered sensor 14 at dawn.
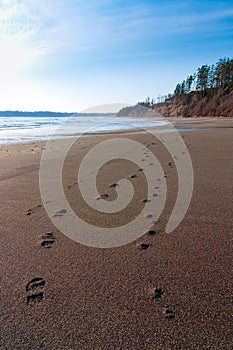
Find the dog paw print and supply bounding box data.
[26,277,46,305]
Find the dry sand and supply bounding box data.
[0,119,232,349]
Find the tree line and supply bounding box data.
[173,57,233,99]
[138,57,233,106]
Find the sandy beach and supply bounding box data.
[0,118,232,349]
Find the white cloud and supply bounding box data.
[1,0,232,66]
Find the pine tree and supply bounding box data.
[196,65,210,97]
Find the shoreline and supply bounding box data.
[1,119,232,349]
[1,116,233,147]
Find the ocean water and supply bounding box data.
[0,115,167,145]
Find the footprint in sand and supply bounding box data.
[26,204,42,216]
[96,193,110,200]
[101,193,109,199]
[147,229,157,236]
[130,175,137,179]
[138,243,150,250]
[109,183,118,188]
[163,305,175,319]
[26,277,46,305]
[53,209,67,217]
[152,288,164,299]
[142,198,151,203]
[40,232,55,248]
[145,214,153,219]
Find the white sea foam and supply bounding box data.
[0,115,166,144]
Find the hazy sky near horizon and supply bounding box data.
[0,0,233,112]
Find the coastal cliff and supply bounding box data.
[152,85,233,118]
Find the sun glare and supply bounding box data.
[0,38,32,77]
[0,0,41,77]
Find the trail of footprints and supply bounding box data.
[25,230,55,305]
[25,144,175,318]
[132,144,175,319]
[25,231,55,304]
[25,231,54,305]
[151,288,175,319]
[25,201,56,305]
[95,161,175,319]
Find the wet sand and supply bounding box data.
[0,119,232,349]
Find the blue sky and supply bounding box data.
[0,0,233,112]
